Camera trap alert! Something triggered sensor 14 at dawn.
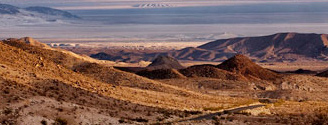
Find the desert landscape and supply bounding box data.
[1,35,328,124]
[1,1,328,125]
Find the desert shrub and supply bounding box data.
[53,118,67,125]
[184,110,202,115]
[204,106,224,111]
[133,117,148,123]
[236,111,251,116]
[156,117,164,121]
[223,110,231,114]
[212,116,222,125]
[3,108,13,115]
[273,99,285,107]
[309,107,328,125]
[118,118,126,123]
[41,120,47,125]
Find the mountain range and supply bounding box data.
[0,3,79,26]
[91,33,328,62]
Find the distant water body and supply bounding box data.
[71,2,328,25]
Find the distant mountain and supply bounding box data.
[90,33,328,63]
[0,3,80,26]
[197,33,328,62]
[285,69,318,75]
[25,6,80,19]
[0,4,20,14]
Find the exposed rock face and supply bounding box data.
[20,37,51,49]
[146,55,185,70]
[217,54,281,81]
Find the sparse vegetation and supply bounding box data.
[41,120,47,125]
[204,106,225,111]
[53,118,68,125]
[3,108,13,115]
[2,37,328,124]
[273,99,285,107]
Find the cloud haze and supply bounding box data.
[2,0,328,10]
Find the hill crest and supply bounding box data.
[217,54,281,81]
[147,55,185,70]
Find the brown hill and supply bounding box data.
[198,32,328,62]
[4,37,50,49]
[167,47,227,61]
[73,62,187,91]
[1,37,85,69]
[1,37,257,124]
[2,37,328,124]
[146,55,185,70]
[217,54,282,81]
[136,69,186,79]
[179,65,247,81]
[0,40,197,124]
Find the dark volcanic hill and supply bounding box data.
[285,69,318,75]
[146,55,185,70]
[217,54,281,81]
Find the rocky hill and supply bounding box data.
[146,55,185,70]
[179,65,247,81]
[2,37,258,124]
[198,32,328,62]
[217,54,282,81]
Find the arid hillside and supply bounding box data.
[1,37,328,124]
[0,37,256,124]
[198,32,328,61]
[217,54,282,81]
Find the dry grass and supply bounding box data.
[3,38,328,124]
[0,40,256,113]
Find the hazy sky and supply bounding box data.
[2,0,328,10]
